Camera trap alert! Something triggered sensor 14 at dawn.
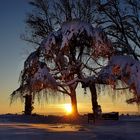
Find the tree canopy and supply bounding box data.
[12,20,113,116]
[12,0,140,116]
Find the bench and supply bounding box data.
[87,113,95,123]
[87,112,119,123]
[102,112,119,120]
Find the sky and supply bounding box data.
[0,0,139,115]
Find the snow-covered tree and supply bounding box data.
[13,19,140,117]
[12,20,113,116]
[13,0,140,116]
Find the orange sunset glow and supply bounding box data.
[1,88,137,116]
[64,103,72,114]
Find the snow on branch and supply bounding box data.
[39,20,114,58]
[15,61,58,98]
[24,50,39,68]
[98,55,140,103]
[30,62,58,91]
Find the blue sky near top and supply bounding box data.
[0,0,31,112]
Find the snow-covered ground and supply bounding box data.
[0,115,140,140]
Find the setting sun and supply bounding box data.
[64,104,72,114]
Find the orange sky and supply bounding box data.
[0,85,139,116]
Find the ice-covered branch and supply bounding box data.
[98,55,140,103]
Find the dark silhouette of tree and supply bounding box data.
[12,20,113,117]
[24,0,140,61]
[12,0,140,116]
[19,0,99,116]
[11,50,58,115]
[22,0,96,45]
[95,0,140,60]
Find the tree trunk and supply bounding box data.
[24,94,33,115]
[89,83,99,118]
[70,87,79,116]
